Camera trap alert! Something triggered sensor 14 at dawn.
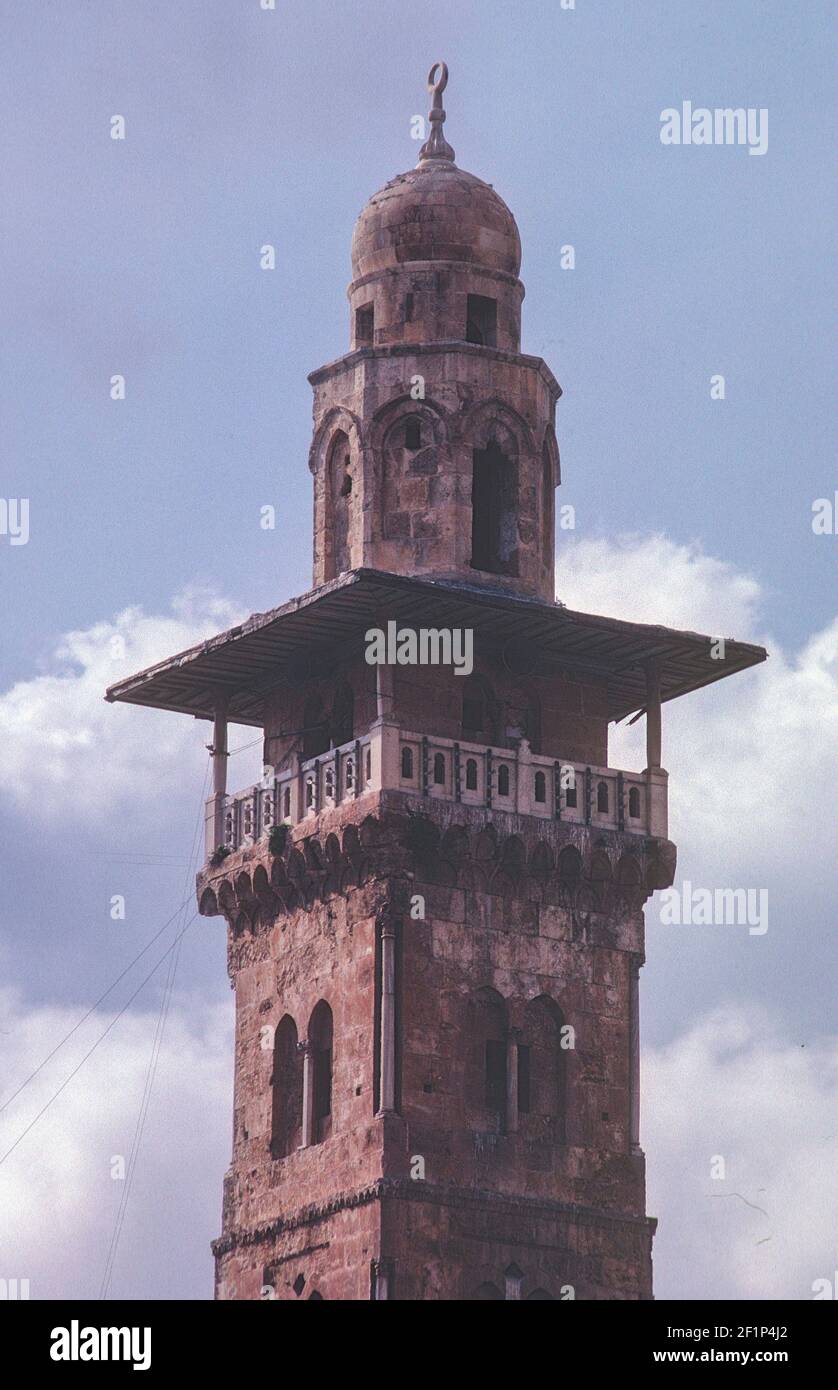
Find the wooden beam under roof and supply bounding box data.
[105,568,767,727]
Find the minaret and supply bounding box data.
[107,65,766,1301]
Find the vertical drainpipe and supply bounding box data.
[378,910,397,1115]
[629,956,642,1154]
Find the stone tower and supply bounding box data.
[107,64,765,1301]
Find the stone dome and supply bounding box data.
[351,161,522,282]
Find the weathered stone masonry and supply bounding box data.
[106,63,766,1300]
[198,795,674,1300]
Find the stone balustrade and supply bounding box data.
[208,722,668,859]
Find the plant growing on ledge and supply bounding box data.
[268,823,291,856]
[209,844,232,868]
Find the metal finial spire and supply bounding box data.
[417,61,456,165]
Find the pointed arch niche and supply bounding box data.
[376,400,447,544]
[325,431,352,579]
[468,414,522,578]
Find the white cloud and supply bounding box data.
[0,586,249,821]
[644,1004,838,1299]
[558,534,838,880]
[4,987,834,1302]
[556,533,762,638]
[0,985,232,1300]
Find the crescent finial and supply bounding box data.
[418,61,456,166]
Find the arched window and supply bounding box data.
[527,1288,555,1301]
[309,1001,333,1145]
[473,1282,503,1301]
[330,682,354,748]
[271,1015,302,1159]
[302,695,329,759]
[465,758,478,791]
[471,441,518,576]
[308,1290,325,1301]
[523,995,567,1142]
[465,987,507,1129]
[629,785,641,819]
[461,674,495,742]
[401,746,414,779]
[433,752,446,785]
[534,770,546,803]
[326,431,352,579]
[597,780,609,813]
[404,417,422,450]
[497,764,511,797]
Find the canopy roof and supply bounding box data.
[105,569,767,728]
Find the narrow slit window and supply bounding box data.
[433,752,446,785]
[401,746,414,779]
[597,781,609,813]
[465,758,478,791]
[309,1002,333,1145]
[534,770,546,803]
[466,294,497,347]
[404,292,414,322]
[355,303,374,344]
[471,443,518,576]
[497,764,511,797]
[404,417,422,450]
[629,786,641,819]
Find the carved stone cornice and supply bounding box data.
[197,797,677,940]
[211,1177,657,1259]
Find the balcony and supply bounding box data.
[206,723,668,860]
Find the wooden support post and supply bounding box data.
[205,696,229,858]
[645,658,662,770]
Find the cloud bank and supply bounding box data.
[0,986,232,1301]
[0,536,834,1299]
[644,1005,838,1300]
[0,586,246,822]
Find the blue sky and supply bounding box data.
[0,0,835,1301]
